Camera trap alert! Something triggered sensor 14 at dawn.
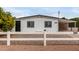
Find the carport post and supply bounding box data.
[74,22,76,28]
[44,30,46,46]
[7,31,10,46]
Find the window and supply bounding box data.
[27,21,34,28]
[45,21,52,28]
[54,22,58,24]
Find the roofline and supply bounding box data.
[16,15,68,20]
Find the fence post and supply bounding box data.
[44,30,46,46]
[7,31,10,46]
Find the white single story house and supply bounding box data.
[12,15,77,32]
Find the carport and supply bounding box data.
[59,20,77,31]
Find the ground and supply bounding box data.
[0,34,79,51]
[0,40,79,51]
[0,45,79,51]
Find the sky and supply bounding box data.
[3,7,79,19]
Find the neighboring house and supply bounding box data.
[12,15,76,32]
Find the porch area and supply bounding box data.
[59,20,78,32]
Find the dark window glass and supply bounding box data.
[69,23,74,27]
[15,21,21,32]
[45,21,52,28]
[27,21,34,28]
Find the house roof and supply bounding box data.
[16,15,76,23]
[16,15,67,20]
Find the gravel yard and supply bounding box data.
[0,34,76,38]
[10,34,75,38]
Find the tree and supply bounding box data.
[69,17,79,28]
[61,17,67,19]
[0,7,15,32]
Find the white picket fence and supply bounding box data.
[0,31,79,46]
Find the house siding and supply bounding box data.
[12,17,58,32]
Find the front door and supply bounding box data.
[15,21,21,32]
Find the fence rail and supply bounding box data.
[0,31,79,46]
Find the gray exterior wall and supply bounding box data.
[12,16,58,32]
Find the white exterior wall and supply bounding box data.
[12,17,58,32]
[20,17,58,32]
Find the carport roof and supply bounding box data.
[59,20,76,23]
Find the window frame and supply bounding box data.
[44,21,52,28]
[27,21,34,28]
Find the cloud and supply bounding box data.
[71,8,79,14]
[3,7,66,18]
[4,7,79,18]
[48,13,64,18]
[3,7,31,17]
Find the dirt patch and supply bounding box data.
[0,40,79,45]
[0,45,79,51]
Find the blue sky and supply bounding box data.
[3,7,79,19]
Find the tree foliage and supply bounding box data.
[61,17,67,19]
[69,17,79,27]
[0,7,15,32]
